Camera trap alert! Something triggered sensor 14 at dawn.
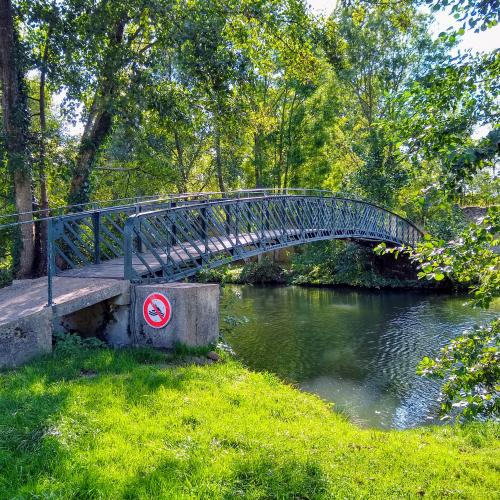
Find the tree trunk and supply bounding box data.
[276,90,287,188]
[283,91,297,189]
[214,121,225,193]
[0,0,35,278]
[68,20,125,206]
[253,130,264,188]
[36,30,50,275]
[173,128,188,193]
[68,104,113,206]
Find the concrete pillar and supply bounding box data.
[131,283,219,349]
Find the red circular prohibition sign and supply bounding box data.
[143,293,172,329]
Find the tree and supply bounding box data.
[426,0,499,33]
[66,2,137,205]
[0,0,34,277]
[282,2,453,211]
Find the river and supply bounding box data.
[223,285,500,429]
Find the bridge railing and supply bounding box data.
[0,189,423,304]
[123,194,422,283]
[43,189,338,277]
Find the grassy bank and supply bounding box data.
[0,346,498,499]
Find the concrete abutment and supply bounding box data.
[0,280,220,368]
[130,283,219,349]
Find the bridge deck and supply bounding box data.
[0,230,293,325]
[58,229,303,279]
[0,229,298,325]
[0,276,129,326]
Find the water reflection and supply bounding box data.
[224,285,500,429]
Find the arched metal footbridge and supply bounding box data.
[41,189,422,300]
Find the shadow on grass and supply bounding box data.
[0,347,202,496]
[227,457,329,498]
[120,454,329,498]
[0,371,71,497]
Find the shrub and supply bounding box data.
[239,257,286,284]
[290,240,420,288]
[418,320,499,421]
[53,331,106,356]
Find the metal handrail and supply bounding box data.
[132,191,424,234]
[0,188,421,231]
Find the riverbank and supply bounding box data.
[1,345,498,498]
[197,260,454,291]
[195,240,457,290]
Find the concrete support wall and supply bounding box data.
[0,308,52,369]
[0,280,220,368]
[131,283,219,349]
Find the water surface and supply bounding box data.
[223,285,500,429]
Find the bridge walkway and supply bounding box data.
[59,229,301,279]
[0,228,299,329]
[0,277,129,326]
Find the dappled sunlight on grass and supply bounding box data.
[0,348,498,498]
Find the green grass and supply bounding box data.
[0,347,498,499]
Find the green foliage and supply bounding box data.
[52,331,106,356]
[402,187,467,241]
[445,128,500,195]
[0,347,499,498]
[309,4,447,207]
[418,320,499,421]
[414,209,499,308]
[220,286,249,338]
[291,240,421,288]
[0,267,13,288]
[426,0,500,33]
[196,265,240,284]
[239,257,286,284]
[392,15,499,203]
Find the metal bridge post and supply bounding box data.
[124,218,134,281]
[234,201,240,250]
[171,201,177,245]
[224,205,231,238]
[224,204,235,256]
[134,204,144,253]
[47,218,55,306]
[300,198,305,241]
[92,211,101,264]
[168,201,177,271]
[201,202,208,257]
[282,198,288,244]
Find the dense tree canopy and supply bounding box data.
[0,0,497,279]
